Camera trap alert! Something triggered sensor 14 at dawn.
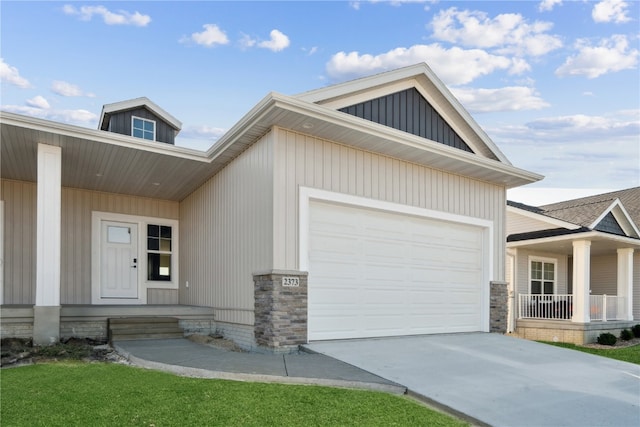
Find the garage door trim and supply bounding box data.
[299,187,494,338]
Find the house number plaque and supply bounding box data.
[282,277,300,287]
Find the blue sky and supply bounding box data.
[1,1,639,203]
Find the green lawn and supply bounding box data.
[1,363,467,427]
[541,342,640,364]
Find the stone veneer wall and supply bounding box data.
[490,281,508,333]
[254,270,308,352]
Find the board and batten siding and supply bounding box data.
[271,127,506,281]
[179,132,274,326]
[1,179,179,305]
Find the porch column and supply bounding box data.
[571,240,591,323]
[617,248,634,321]
[33,144,62,345]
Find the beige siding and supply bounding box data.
[507,211,557,236]
[1,179,179,305]
[590,255,616,295]
[272,127,507,280]
[179,133,273,326]
[514,249,569,296]
[1,180,36,304]
[147,288,178,304]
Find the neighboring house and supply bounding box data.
[0,63,542,350]
[506,188,640,344]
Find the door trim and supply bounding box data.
[299,187,494,336]
[91,211,179,305]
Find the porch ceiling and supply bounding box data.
[507,230,640,256]
[1,93,541,202]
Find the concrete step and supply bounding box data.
[108,317,183,343]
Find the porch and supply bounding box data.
[0,305,215,342]
[513,294,637,344]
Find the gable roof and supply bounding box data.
[508,187,640,240]
[99,97,182,132]
[295,63,510,164]
[540,187,640,227]
[1,65,543,201]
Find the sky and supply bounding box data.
[1,0,639,205]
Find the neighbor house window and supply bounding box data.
[147,224,171,281]
[530,258,555,295]
[132,116,155,141]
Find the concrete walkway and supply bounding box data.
[305,333,640,427]
[113,338,404,394]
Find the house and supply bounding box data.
[0,63,542,350]
[506,188,640,344]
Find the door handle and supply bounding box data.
[132,258,137,268]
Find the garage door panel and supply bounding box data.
[308,200,486,341]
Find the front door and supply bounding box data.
[101,221,138,299]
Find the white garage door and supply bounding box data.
[308,200,486,341]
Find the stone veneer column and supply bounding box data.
[254,270,308,351]
[490,281,508,333]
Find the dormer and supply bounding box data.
[98,97,182,145]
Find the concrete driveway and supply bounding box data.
[304,333,640,427]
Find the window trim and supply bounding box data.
[146,224,173,282]
[528,256,557,295]
[131,116,156,141]
[91,211,179,305]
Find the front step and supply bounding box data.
[108,317,183,344]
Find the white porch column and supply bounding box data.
[617,248,634,321]
[34,143,62,345]
[572,240,591,323]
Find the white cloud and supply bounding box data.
[184,24,229,47]
[555,34,639,78]
[0,58,31,88]
[239,34,257,49]
[489,110,640,188]
[26,95,50,109]
[538,0,562,12]
[592,0,631,23]
[326,44,513,85]
[1,102,97,124]
[51,80,95,97]
[180,125,227,141]
[430,7,562,57]
[450,86,549,113]
[62,4,151,26]
[258,30,290,52]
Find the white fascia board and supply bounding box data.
[507,230,640,249]
[590,199,640,238]
[266,93,543,186]
[507,205,581,230]
[100,97,182,130]
[0,111,206,162]
[295,62,512,165]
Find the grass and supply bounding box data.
[540,342,640,365]
[1,362,467,427]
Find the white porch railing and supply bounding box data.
[518,294,573,320]
[518,294,626,321]
[589,295,626,321]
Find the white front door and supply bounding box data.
[100,221,138,299]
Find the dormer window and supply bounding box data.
[132,116,155,141]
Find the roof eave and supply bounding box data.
[208,92,542,189]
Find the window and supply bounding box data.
[132,116,155,141]
[147,224,171,281]
[530,259,555,295]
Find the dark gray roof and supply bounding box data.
[508,187,640,240]
[540,187,640,227]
